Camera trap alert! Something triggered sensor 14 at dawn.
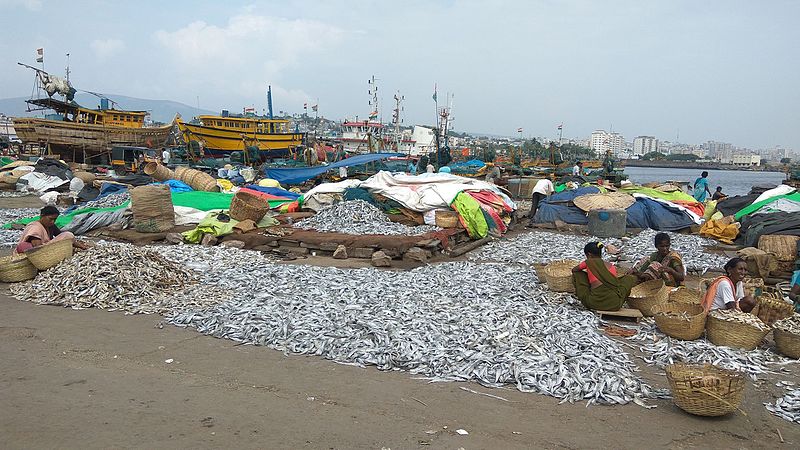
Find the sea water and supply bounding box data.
[623,167,788,196]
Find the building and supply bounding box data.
[731,154,761,167]
[589,130,624,157]
[632,136,659,157]
[703,140,733,161]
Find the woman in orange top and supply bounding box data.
[702,257,756,313]
[571,242,638,311]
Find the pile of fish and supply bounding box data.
[78,192,130,210]
[658,311,692,321]
[149,244,274,280]
[0,229,22,248]
[0,207,41,225]
[773,315,800,335]
[0,191,29,198]
[169,260,668,405]
[295,200,440,236]
[14,243,228,315]
[709,309,771,332]
[630,323,791,380]
[765,388,800,424]
[470,229,729,272]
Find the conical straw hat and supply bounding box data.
[573,192,636,212]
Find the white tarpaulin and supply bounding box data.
[753,184,796,205]
[20,172,70,194]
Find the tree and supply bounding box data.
[641,152,667,161]
[781,157,792,164]
[666,153,699,161]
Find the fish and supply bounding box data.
[294,200,440,236]
[765,388,800,424]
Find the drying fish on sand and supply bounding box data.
[774,316,800,335]
[620,229,729,273]
[709,309,771,332]
[765,388,800,424]
[0,207,42,225]
[0,229,22,247]
[0,191,30,198]
[169,261,668,405]
[13,242,229,315]
[629,322,793,381]
[78,192,130,210]
[295,200,440,236]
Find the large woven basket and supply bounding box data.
[25,238,74,270]
[627,279,669,316]
[194,174,219,192]
[542,259,578,293]
[742,277,765,298]
[669,287,703,306]
[0,255,38,282]
[652,303,707,340]
[706,313,770,350]
[774,329,800,359]
[230,190,270,222]
[754,294,794,326]
[174,165,189,181]
[666,363,745,417]
[144,162,175,182]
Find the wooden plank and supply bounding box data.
[595,308,643,323]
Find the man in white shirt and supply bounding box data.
[161,148,170,165]
[527,178,554,223]
[572,161,582,176]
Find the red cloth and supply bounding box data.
[468,190,513,213]
[672,200,705,217]
[578,260,617,286]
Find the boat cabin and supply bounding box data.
[197,115,291,134]
[26,98,147,129]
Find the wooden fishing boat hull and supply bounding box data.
[13,117,173,160]
[176,119,303,157]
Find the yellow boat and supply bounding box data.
[176,115,303,158]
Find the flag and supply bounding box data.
[557,123,563,130]
[244,107,255,113]
[311,104,318,112]
[432,83,437,102]
[369,110,378,120]
[517,127,523,133]
[36,47,43,63]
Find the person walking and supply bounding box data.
[527,177,554,223]
[691,171,712,202]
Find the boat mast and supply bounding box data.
[392,91,404,153]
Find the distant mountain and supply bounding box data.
[0,94,217,123]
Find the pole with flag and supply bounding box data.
[433,83,438,129]
[557,123,563,146]
[36,48,44,69]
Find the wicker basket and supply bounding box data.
[144,162,175,182]
[192,173,219,192]
[755,294,794,326]
[774,329,800,359]
[666,363,745,417]
[434,210,460,228]
[758,234,800,262]
[742,277,765,298]
[24,239,74,270]
[669,287,703,306]
[542,259,578,293]
[627,279,669,316]
[0,255,38,282]
[175,165,189,181]
[230,191,270,222]
[706,313,770,350]
[652,303,707,340]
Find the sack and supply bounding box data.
[131,185,175,233]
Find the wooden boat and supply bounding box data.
[176,114,304,159]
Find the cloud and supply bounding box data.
[153,13,345,107]
[90,38,125,58]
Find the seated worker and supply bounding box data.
[632,232,686,286]
[14,205,88,255]
[702,257,757,313]
[711,186,727,201]
[789,267,800,312]
[572,242,638,311]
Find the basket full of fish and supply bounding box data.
[651,302,707,341]
[627,279,669,316]
[706,309,770,351]
[541,259,577,293]
[666,363,745,417]
[773,315,800,359]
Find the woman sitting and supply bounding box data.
[632,232,686,287]
[14,205,86,255]
[702,257,756,313]
[572,242,638,311]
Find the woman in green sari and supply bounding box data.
[632,232,686,287]
[572,242,639,311]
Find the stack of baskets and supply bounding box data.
[773,316,800,359]
[542,259,577,293]
[143,162,175,182]
[627,279,669,316]
[742,277,765,298]
[25,239,74,270]
[666,363,745,417]
[230,190,270,222]
[652,302,707,340]
[706,310,770,350]
[668,287,703,306]
[0,254,38,282]
[176,167,219,192]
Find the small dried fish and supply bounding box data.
[295,200,440,236]
[766,389,800,424]
[709,309,770,332]
[78,192,130,210]
[774,315,800,334]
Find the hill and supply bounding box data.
[0,94,216,123]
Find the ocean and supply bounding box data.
[623,167,788,197]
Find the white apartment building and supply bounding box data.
[632,136,659,156]
[731,154,761,167]
[590,130,624,157]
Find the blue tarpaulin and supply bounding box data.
[264,153,402,185]
[450,159,486,168]
[153,180,193,193]
[243,185,301,199]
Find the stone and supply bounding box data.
[165,233,184,244]
[403,246,430,263]
[352,247,374,259]
[319,242,340,252]
[200,234,218,246]
[333,245,348,259]
[221,240,246,249]
[371,251,392,267]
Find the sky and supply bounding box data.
[0,0,798,150]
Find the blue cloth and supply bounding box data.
[792,270,800,287]
[153,179,193,193]
[438,166,451,173]
[534,203,589,225]
[693,177,709,202]
[99,182,128,197]
[548,186,601,204]
[626,197,695,231]
[264,152,402,185]
[243,185,301,199]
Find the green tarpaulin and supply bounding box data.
[618,186,696,203]
[735,192,800,220]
